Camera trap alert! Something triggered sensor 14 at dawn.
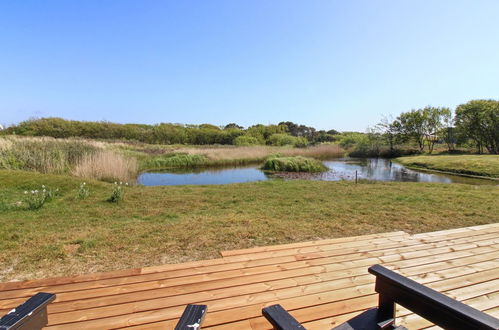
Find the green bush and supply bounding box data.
[233,135,261,146]
[268,134,309,147]
[262,156,328,172]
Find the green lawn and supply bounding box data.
[395,155,499,178]
[0,169,498,282]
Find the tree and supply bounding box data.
[439,110,456,152]
[376,116,400,152]
[455,100,499,154]
[224,123,243,130]
[422,107,450,154]
[396,107,449,153]
[397,110,426,152]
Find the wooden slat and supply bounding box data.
[221,231,408,256]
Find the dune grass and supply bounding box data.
[0,169,498,281]
[262,156,328,172]
[395,155,499,178]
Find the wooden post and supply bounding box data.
[355,170,358,184]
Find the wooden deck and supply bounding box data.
[1,223,499,329]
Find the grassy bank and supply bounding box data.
[395,155,499,178]
[1,169,498,281]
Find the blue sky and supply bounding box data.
[1,1,498,131]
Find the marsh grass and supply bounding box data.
[0,136,99,174]
[262,156,328,172]
[72,150,137,183]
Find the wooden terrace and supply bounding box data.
[1,223,499,329]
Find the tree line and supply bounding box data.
[1,118,339,147]
[347,99,498,156]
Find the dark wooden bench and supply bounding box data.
[174,304,208,330]
[0,292,56,330]
[262,264,499,330]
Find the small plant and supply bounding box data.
[23,185,58,210]
[108,182,128,203]
[77,182,90,199]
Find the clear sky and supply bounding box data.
[1,1,498,131]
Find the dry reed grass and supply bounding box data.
[176,144,344,161]
[72,150,138,183]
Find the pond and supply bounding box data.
[137,158,496,186]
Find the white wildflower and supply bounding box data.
[24,191,28,194]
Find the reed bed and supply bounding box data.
[177,144,344,161]
[72,150,138,183]
[0,136,99,174]
[280,144,344,159]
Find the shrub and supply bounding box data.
[233,135,261,146]
[72,150,137,183]
[262,156,328,172]
[268,134,309,147]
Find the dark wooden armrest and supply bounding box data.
[262,304,306,330]
[0,292,56,330]
[174,304,208,330]
[369,264,499,330]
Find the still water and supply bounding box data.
[137,158,496,186]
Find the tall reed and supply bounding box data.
[177,144,344,162]
[0,136,98,173]
[72,150,138,183]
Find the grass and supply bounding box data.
[395,155,499,178]
[1,169,498,281]
[262,156,328,172]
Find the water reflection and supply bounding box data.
[137,158,496,186]
[138,166,267,186]
[324,158,454,183]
